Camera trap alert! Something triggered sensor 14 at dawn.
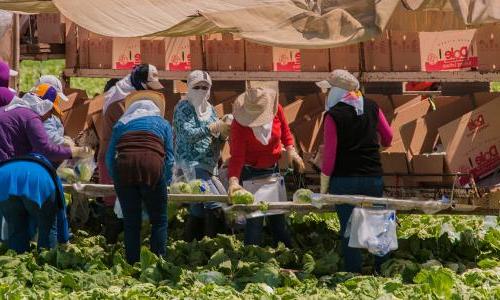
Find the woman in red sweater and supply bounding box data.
[228,87,305,247]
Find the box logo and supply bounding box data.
[425,42,478,71]
[467,114,488,134]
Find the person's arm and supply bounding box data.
[321,115,338,176]
[174,103,210,143]
[163,121,175,185]
[228,122,247,179]
[377,108,393,148]
[105,124,122,181]
[277,106,295,149]
[26,116,72,161]
[43,116,65,145]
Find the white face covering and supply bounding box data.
[4,93,53,116]
[186,83,212,121]
[118,100,161,125]
[252,121,273,145]
[103,75,136,114]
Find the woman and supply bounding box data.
[173,70,229,241]
[106,90,174,264]
[228,87,305,247]
[0,83,89,162]
[0,153,70,253]
[317,70,393,274]
[100,64,163,243]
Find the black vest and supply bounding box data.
[327,99,382,177]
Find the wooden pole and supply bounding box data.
[12,13,20,91]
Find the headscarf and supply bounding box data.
[185,70,212,121]
[0,87,15,107]
[5,84,60,116]
[103,74,136,114]
[326,87,364,116]
[252,121,273,145]
[118,100,161,125]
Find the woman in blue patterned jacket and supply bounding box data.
[173,70,230,241]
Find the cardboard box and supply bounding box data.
[60,88,88,112]
[218,33,244,71]
[290,113,324,153]
[203,34,221,71]
[330,44,359,71]
[141,37,192,71]
[431,95,473,110]
[419,29,478,71]
[300,49,330,72]
[391,94,421,111]
[411,154,445,183]
[283,94,324,125]
[112,38,141,70]
[472,92,500,108]
[364,31,391,71]
[37,13,64,44]
[245,41,273,71]
[189,36,204,70]
[380,150,410,187]
[89,33,112,69]
[62,102,90,138]
[475,24,500,71]
[391,98,430,142]
[439,98,500,182]
[273,48,301,72]
[65,21,78,68]
[87,94,105,116]
[390,31,421,71]
[78,27,90,68]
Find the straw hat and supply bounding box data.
[125,90,166,117]
[315,69,360,92]
[232,87,278,127]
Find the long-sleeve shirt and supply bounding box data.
[173,100,224,175]
[43,115,65,145]
[0,107,72,162]
[105,115,174,184]
[98,100,125,162]
[321,108,392,176]
[229,105,294,179]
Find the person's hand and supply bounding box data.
[228,177,243,203]
[320,173,330,194]
[286,147,305,173]
[220,122,231,139]
[71,146,93,158]
[63,136,75,147]
[208,121,222,137]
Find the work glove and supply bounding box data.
[208,120,223,137]
[63,136,75,147]
[320,173,330,194]
[71,146,93,159]
[286,147,305,173]
[228,177,244,204]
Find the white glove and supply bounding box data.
[286,147,305,173]
[63,136,75,147]
[71,146,93,159]
[320,173,330,194]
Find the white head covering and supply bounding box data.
[35,75,69,101]
[185,70,213,121]
[326,87,364,115]
[103,75,136,114]
[4,93,54,116]
[118,100,161,125]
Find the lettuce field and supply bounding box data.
[0,212,498,299]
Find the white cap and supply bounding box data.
[35,75,69,102]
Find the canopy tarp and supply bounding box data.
[0,0,499,48]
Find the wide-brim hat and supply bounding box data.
[125,90,166,117]
[316,69,360,92]
[233,87,278,127]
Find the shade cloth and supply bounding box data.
[0,0,498,48]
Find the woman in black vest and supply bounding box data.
[317,70,393,274]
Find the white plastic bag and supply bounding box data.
[243,174,287,218]
[57,156,97,183]
[346,207,398,256]
[114,198,149,221]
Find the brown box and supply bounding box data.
[217,33,245,71]
[62,102,90,138]
[366,94,394,122]
[380,150,410,187]
[140,38,164,69]
[475,24,500,71]
[411,154,445,183]
[245,41,273,71]
[439,98,500,182]
[391,94,421,111]
[390,98,430,142]
[300,49,330,72]
[60,88,87,112]
[472,92,500,107]
[204,34,220,71]
[290,113,324,153]
[273,48,301,72]
[37,13,64,44]
[390,31,421,71]
[78,27,90,68]
[89,33,113,69]
[283,94,324,125]
[112,38,141,70]
[65,21,78,68]
[330,44,359,71]
[189,36,204,70]
[364,31,391,71]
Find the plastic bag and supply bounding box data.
[57,156,97,183]
[346,207,398,257]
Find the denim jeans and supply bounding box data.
[0,195,57,253]
[241,165,292,248]
[115,177,168,264]
[330,176,388,273]
[189,168,225,218]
